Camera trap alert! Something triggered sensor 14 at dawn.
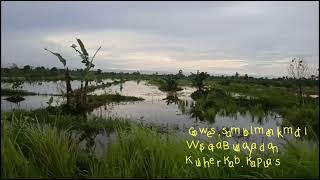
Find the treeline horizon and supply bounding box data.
[2,63,319,81]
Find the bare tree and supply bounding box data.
[287,56,309,105]
[309,66,319,80]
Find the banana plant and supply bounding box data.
[45,38,101,109]
[70,39,101,106]
[44,47,73,106]
[44,48,67,67]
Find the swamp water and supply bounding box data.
[2,79,293,158]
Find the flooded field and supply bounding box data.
[1,79,287,148]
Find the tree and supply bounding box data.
[287,57,310,105]
[45,47,73,106]
[243,74,248,80]
[159,74,181,91]
[97,69,102,74]
[190,70,209,91]
[132,71,140,75]
[70,39,101,106]
[309,67,319,80]
[23,65,32,70]
[34,66,45,71]
[46,39,101,109]
[178,69,184,78]
[50,67,58,71]
[310,75,316,80]
[235,72,239,78]
[10,63,18,69]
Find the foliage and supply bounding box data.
[190,70,210,91]
[159,74,183,92]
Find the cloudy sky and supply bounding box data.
[1,1,319,77]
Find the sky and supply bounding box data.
[1,1,319,77]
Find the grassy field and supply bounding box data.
[2,111,319,179]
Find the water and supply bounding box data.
[72,130,118,159]
[89,80,286,144]
[1,79,114,95]
[2,79,289,154]
[90,81,201,129]
[1,95,64,112]
[0,79,114,112]
[1,80,284,134]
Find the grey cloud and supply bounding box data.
[1,1,318,77]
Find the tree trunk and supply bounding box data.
[83,80,89,105]
[65,68,73,106]
[298,79,303,105]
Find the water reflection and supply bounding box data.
[72,129,117,158]
[1,79,291,150]
[1,95,64,112]
[119,83,123,92]
[136,79,141,85]
[1,79,114,95]
[163,92,180,105]
[2,80,284,139]
[4,96,25,103]
[89,81,283,141]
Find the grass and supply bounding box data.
[147,78,191,90]
[38,92,145,114]
[73,79,125,93]
[147,78,183,92]
[94,126,319,179]
[189,85,319,136]
[2,111,319,179]
[1,110,132,134]
[2,118,78,178]
[86,94,144,110]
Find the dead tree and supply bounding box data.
[288,57,310,105]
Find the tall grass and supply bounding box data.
[2,113,319,178]
[94,125,319,179]
[2,117,79,178]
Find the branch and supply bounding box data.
[91,46,101,63]
[87,46,101,70]
[44,48,67,68]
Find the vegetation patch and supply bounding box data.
[86,94,144,110]
[1,88,38,96]
[2,114,319,179]
[4,96,25,103]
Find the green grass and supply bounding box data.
[2,118,78,178]
[38,93,144,114]
[147,78,192,88]
[1,112,319,179]
[146,78,184,92]
[86,94,144,110]
[1,110,132,134]
[1,112,133,178]
[90,125,320,179]
[189,85,319,136]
